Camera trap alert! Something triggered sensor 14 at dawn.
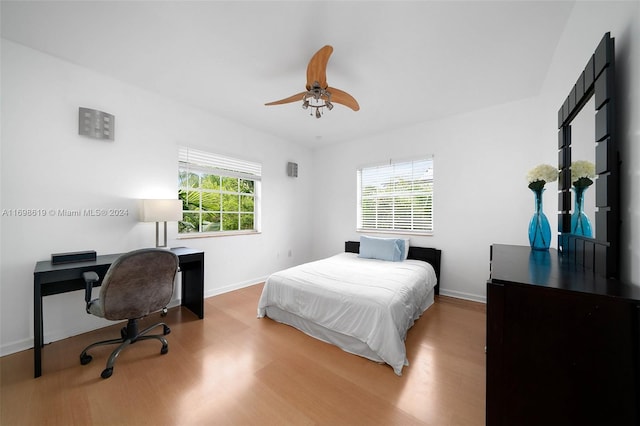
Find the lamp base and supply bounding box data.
[156,221,168,248]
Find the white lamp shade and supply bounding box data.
[141,199,182,222]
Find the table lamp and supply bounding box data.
[140,199,182,248]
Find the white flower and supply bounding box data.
[527,164,558,190]
[571,161,596,187]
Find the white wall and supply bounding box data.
[0,40,313,355]
[311,1,640,301]
[536,0,640,286]
[614,2,640,286]
[311,96,551,302]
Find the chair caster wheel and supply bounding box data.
[163,325,171,335]
[161,345,169,355]
[80,353,92,365]
[101,368,113,379]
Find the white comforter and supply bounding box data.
[257,252,437,375]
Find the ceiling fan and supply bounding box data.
[265,45,360,118]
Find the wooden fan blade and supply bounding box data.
[265,92,307,106]
[306,45,333,90]
[328,87,360,111]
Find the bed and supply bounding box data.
[257,239,442,375]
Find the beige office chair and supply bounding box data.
[80,248,179,379]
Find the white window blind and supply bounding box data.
[357,157,433,234]
[178,146,261,180]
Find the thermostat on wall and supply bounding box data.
[287,162,298,177]
[78,107,115,141]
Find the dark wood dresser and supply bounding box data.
[486,244,640,425]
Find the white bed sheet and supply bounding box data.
[257,252,437,375]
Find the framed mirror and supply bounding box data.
[557,32,618,278]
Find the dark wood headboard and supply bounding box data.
[345,241,441,295]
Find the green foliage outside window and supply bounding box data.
[178,170,255,233]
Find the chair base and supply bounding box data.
[79,318,171,379]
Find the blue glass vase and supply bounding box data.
[571,186,593,237]
[528,188,551,251]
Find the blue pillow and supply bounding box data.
[396,239,406,260]
[359,236,403,262]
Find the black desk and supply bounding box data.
[33,247,204,378]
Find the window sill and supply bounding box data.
[356,229,434,237]
[177,230,261,239]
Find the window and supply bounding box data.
[178,147,261,235]
[357,157,433,234]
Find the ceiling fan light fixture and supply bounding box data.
[264,45,360,117]
[301,82,333,119]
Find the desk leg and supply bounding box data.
[34,276,43,378]
[180,258,204,319]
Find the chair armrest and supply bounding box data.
[82,271,100,312]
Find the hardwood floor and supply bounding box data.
[1,284,486,425]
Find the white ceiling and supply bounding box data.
[1,1,575,147]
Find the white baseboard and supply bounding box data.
[204,276,267,299]
[0,299,184,358]
[1,278,480,357]
[439,288,486,304]
[0,338,33,358]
